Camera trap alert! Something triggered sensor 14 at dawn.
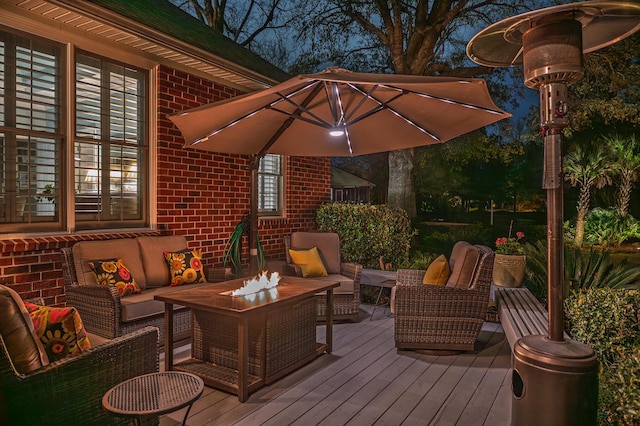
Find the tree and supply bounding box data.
[605,134,640,217]
[292,0,532,217]
[564,145,614,245]
[171,0,303,67]
[567,32,640,136]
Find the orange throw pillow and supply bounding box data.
[423,254,450,285]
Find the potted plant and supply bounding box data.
[493,223,526,287]
[222,215,265,277]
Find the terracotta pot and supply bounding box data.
[493,254,526,287]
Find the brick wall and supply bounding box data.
[1,65,331,305]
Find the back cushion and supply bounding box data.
[136,236,189,287]
[289,232,341,274]
[0,285,49,374]
[72,239,147,290]
[446,241,481,288]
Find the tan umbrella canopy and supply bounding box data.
[168,68,511,272]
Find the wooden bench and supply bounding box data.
[494,286,568,349]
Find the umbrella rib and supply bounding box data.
[191,81,322,145]
[256,82,326,158]
[344,84,441,141]
[379,83,506,115]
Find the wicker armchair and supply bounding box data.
[394,243,495,353]
[284,232,362,321]
[1,325,159,425]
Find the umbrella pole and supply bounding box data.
[249,155,260,276]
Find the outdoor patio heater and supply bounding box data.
[467,2,640,425]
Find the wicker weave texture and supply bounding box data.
[394,245,495,352]
[1,326,159,425]
[62,247,191,342]
[191,298,317,380]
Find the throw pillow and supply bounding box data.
[423,254,450,285]
[288,247,329,278]
[88,258,142,296]
[24,302,91,361]
[164,249,207,287]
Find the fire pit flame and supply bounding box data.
[231,271,280,296]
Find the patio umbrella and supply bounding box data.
[168,67,511,273]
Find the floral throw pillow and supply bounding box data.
[164,249,207,287]
[24,302,91,361]
[88,258,142,296]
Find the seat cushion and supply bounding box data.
[136,235,189,288]
[24,303,91,361]
[0,285,49,373]
[288,247,329,278]
[446,242,481,288]
[72,239,147,289]
[120,282,214,322]
[423,254,449,285]
[289,232,341,274]
[303,274,354,295]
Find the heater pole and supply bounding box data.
[543,128,565,341]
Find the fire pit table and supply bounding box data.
[155,276,338,402]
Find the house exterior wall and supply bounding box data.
[0,64,331,305]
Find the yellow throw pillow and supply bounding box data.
[288,247,329,278]
[423,254,450,285]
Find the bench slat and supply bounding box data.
[495,286,568,350]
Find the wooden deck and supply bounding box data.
[159,305,512,426]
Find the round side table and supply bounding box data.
[102,371,204,425]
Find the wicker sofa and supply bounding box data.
[284,232,363,321]
[0,284,159,425]
[62,235,226,342]
[393,242,495,353]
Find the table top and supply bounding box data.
[154,276,338,315]
[102,372,204,418]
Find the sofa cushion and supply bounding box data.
[0,285,49,373]
[289,232,341,274]
[136,235,189,288]
[301,274,354,295]
[288,247,329,278]
[164,249,207,286]
[88,258,142,296]
[72,239,147,289]
[120,282,213,322]
[446,242,481,288]
[423,254,449,285]
[24,303,91,361]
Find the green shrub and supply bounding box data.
[565,289,640,425]
[565,289,640,364]
[523,241,640,303]
[316,203,416,269]
[598,347,640,425]
[583,208,640,247]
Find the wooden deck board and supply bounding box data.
[159,305,512,426]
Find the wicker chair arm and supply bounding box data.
[394,284,488,320]
[3,326,159,424]
[396,269,428,286]
[340,262,362,283]
[284,263,304,277]
[65,284,123,339]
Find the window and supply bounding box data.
[0,29,149,233]
[74,53,147,227]
[0,31,62,231]
[258,154,283,216]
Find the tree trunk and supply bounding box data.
[574,185,592,245]
[616,172,632,217]
[388,148,416,217]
